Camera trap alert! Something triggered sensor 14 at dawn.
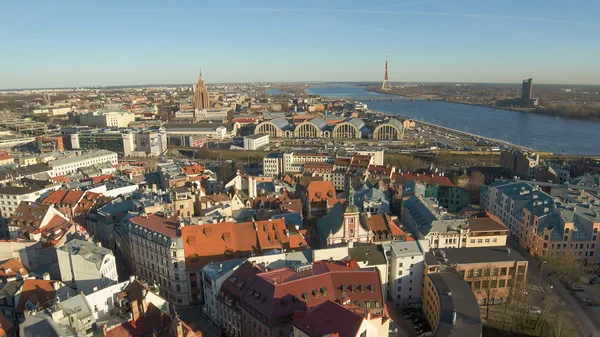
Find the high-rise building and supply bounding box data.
[521,78,533,100]
[194,70,210,110]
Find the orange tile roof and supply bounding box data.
[16,279,57,312]
[42,190,84,207]
[182,222,259,270]
[51,175,70,183]
[0,259,28,279]
[305,181,336,203]
[181,164,205,176]
[0,151,13,161]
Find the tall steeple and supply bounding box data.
[194,68,210,111]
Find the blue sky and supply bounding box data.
[1,0,599,88]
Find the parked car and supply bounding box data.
[571,285,585,292]
[582,297,597,305]
[528,306,541,315]
[418,332,434,337]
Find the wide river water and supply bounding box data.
[305,85,599,155]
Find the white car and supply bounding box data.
[527,307,541,315]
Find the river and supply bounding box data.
[306,85,600,155]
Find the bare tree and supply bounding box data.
[536,290,560,336]
[480,264,501,319]
[548,306,577,337]
[544,251,593,288]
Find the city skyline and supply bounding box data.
[2,0,600,89]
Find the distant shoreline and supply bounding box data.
[364,87,600,122]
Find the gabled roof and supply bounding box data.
[0,259,28,279]
[305,181,336,202]
[220,261,265,308]
[241,261,381,319]
[16,279,57,312]
[42,190,84,208]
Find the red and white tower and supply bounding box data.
[381,48,391,91]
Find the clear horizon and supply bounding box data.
[2,0,600,89]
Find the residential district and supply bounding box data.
[0,72,598,337]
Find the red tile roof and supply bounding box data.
[241,261,382,319]
[0,259,28,279]
[0,151,13,161]
[42,190,84,207]
[129,214,181,238]
[293,300,364,337]
[16,279,58,312]
[220,261,265,308]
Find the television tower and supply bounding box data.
[381,49,391,91]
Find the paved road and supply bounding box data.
[508,240,599,337]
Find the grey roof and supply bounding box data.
[60,239,113,268]
[245,133,269,140]
[203,258,245,280]
[388,240,427,258]
[348,244,387,266]
[98,199,135,216]
[57,294,92,319]
[427,246,527,265]
[343,118,366,130]
[306,116,328,130]
[428,270,482,337]
[539,202,600,241]
[0,280,23,298]
[264,117,291,130]
[383,118,404,130]
[19,311,77,337]
[49,150,116,167]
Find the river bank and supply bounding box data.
[364,87,600,122]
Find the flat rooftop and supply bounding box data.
[426,246,527,266]
[428,270,482,337]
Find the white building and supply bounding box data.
[195,109,228,122]
[164,123,231,141]
[243,134,269,150]
[57,239,119,294]
[201,259,244,325]
[0,182,59,219]
[48,150,118,177]
[32,106,72,116]
[263,153,284,177]
[80,110,136,128]
[382,240,428,308]
[355,150,385,166]
[132,129,167,157]
[283,151,334,173]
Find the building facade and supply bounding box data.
[57,239,118,294]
